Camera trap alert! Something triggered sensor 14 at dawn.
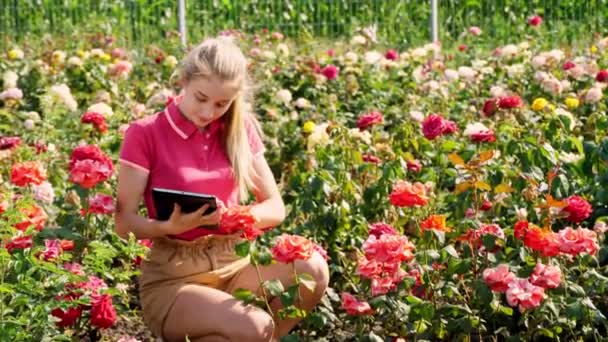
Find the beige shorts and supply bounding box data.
[139,234,251,339]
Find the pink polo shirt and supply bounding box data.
[119,99,265,240]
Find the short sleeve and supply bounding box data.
[245,118,266,157]
[119,122,152,173]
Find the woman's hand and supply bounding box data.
[161,200,226,235]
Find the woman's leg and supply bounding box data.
[226,252,330,338]
[162,284,275,342]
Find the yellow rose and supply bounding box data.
[531,98,548,111]
[303,121,316,134]
[591,45,598,53]
[101,53,112,62]
[7,49,23,60]
[565,97,579,109]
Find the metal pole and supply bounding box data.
[178,0,187,47]
[430,0,438,43]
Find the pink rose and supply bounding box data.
[421,114,445,140]
[482,264,515,292]
[506,278,545,311]
[562,195,592,223]
[321,65,339,80]
[557,227,599,256]
[529,263,561,289]
[341,293,373,316]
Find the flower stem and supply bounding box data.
[292,262,303,309]
[252,257,274,317]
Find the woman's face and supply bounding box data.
[178,76,241,128]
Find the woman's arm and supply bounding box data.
[248,154,286,230]
[114,164,171,239]
[114,164,219,239]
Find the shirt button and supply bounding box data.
[206,133,211,139]
[203,145,209,151]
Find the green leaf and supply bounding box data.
[256,251,273,266]
[233,288,256,302]
[263,279,285,297]
[481,234,497,250]
[568,283,586,297]
[566,302,584,320]
[474,279,493,306]
[280,286,298,306]
[297,273,316,292]
[0,284,13,293]
[359,332,384,342]
[499,305,513,316]
[443,245,459,258]
[598,137,608,162]
[280,334,300,342]
[235,241,251,257]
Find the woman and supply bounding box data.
[114,37,329,342]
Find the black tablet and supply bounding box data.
[152,187,218,229]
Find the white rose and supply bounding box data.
[275,89,292,105]
[87,102,114,116]
[3,71,18,89]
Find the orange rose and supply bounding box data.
[389,180,429,207]
[420,214,451,232]
[271,234,314,263]
[14,204,47,231]
[10,161,46,187]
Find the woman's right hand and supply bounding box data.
[161,203,222,235]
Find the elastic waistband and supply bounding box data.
[153,233,242,248]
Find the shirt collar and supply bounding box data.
[164,98,225,140]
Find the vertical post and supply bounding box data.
[430,0,439,43]
[178,0,187,47]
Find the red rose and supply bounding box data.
[498,96,523,109]
[0,136,21,150]
[81,112,108,133]
[362,154,381,164]
[528,15,543,27]
[596,70,608,83]
[271,234,314,263]
[69,145,114,189]
[90,294,117,329]
[61,240,75,251]
[356,111,383,130]
[406,159,422,173]
[458,44,467,52]
[5,235,33,254]
[321,65,339,80]
[51,306,83,328]
[562,195,592,223]
[562,61,576,71]
[470,130,496,143]
[482,99,498,117]
[421,114,445,140]
[480,200,493,211]
[385,49,399,61]
[514,220,529,240]
[10,161,47,187]
[219,206,259,239]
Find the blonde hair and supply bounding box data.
[179,37,262,202]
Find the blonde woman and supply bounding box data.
[115,38,329,342]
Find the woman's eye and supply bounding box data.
[197,98,207,103]
[216,103,227,108]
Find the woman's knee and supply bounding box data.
[228,308,275,342]
[296,252,330,296]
